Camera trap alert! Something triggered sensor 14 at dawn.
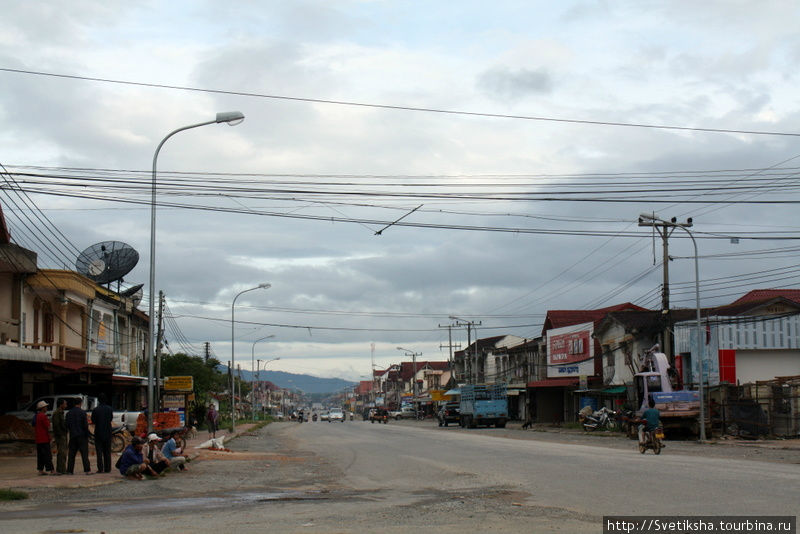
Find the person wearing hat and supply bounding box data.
[33,400,55,475]
[142,433,170,475]
[117,436,157,480]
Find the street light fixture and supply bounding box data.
[251,334,277,420]
[638,214,706,441]
[230,283,271,431]
[147,111,245,433]
[255,356,281,419]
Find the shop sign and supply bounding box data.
[547,322,594,378]
[164,375,194,391]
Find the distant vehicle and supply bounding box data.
[370,407,389,424]
[459,384,507,428]
[437,402,460,427]
[390,405,416,420]
[320,411,330,422]
[328,409,345,422]
[6,394,98,422]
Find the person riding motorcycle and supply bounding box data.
[637,397,661,444]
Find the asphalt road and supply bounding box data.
[1,420,798,533]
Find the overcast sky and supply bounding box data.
[2,1,799,381]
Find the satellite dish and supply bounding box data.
[120,283,144,307]
[76,241,139,285]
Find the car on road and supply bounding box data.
[328,408,345,422]
[437,402,460,427]
[319,411,330,421]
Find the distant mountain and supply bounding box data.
[218,366,356,395]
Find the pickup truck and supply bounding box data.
[6,394,98,422]
[112,410,143,432]
[389,406,416,420]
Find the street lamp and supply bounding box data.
[638,214,706,441]
[251,348,281,420]
[251,330,278,420]
[231,283,271,431]
[397,346,420,418]
[147,111,245,433]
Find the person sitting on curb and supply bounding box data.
[161,430,187,471]
[118,437,158,480]
[142,433,171,475]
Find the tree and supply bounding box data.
[161,353,227,402]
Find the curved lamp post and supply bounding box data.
[147,111,245,433]
[256,356,281,419]
[230,283,270,430]
[251,335,276,420]
[638,214,706,441]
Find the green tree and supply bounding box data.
[160,353,252,418]
[161,353,228,400]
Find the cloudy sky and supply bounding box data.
[2,1,800,381]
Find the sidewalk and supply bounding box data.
[0,424,256,491]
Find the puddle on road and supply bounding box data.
[0,490,331,520]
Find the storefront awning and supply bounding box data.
[527,378,579,388]
[45,360,114,374]
[444,388,461,396]
[602,386,627,394]
[0,344,51,363]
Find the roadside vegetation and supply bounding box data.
[0,488,29,501]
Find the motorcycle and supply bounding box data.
[312,413,318,422]
[88,425,130,453]
[639,426,665,454]
[578,406,618,431]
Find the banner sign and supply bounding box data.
[164,376,194,391]
[547,322,594,378]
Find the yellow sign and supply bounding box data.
[430,389,448,402]
[164,376,194,391]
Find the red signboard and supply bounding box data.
[548,329,591,365]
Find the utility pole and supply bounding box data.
[155,290,165,412]
[449,317,481,384]
[204,341,211,362]
[438,323,462,367]
[639,214,675,360]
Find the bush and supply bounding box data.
[0,489,28,501]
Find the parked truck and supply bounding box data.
[459,384,508,428]
[632,348,707,436]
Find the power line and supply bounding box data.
[3,67,800,137]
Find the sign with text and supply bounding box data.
[164,375,194,391]
[547,322,594,378]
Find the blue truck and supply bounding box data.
[459,384,508,428]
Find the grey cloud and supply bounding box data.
[477,66,553,102]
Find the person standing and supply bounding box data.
[91,394,113,473]
[33,400,55,475]
[66,399,92,475]
[206,403,219,439]
[52,398,68,474]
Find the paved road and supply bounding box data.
[0,420,797,533]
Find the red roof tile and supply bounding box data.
[730,289,800,306]
[543,302,648,334]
